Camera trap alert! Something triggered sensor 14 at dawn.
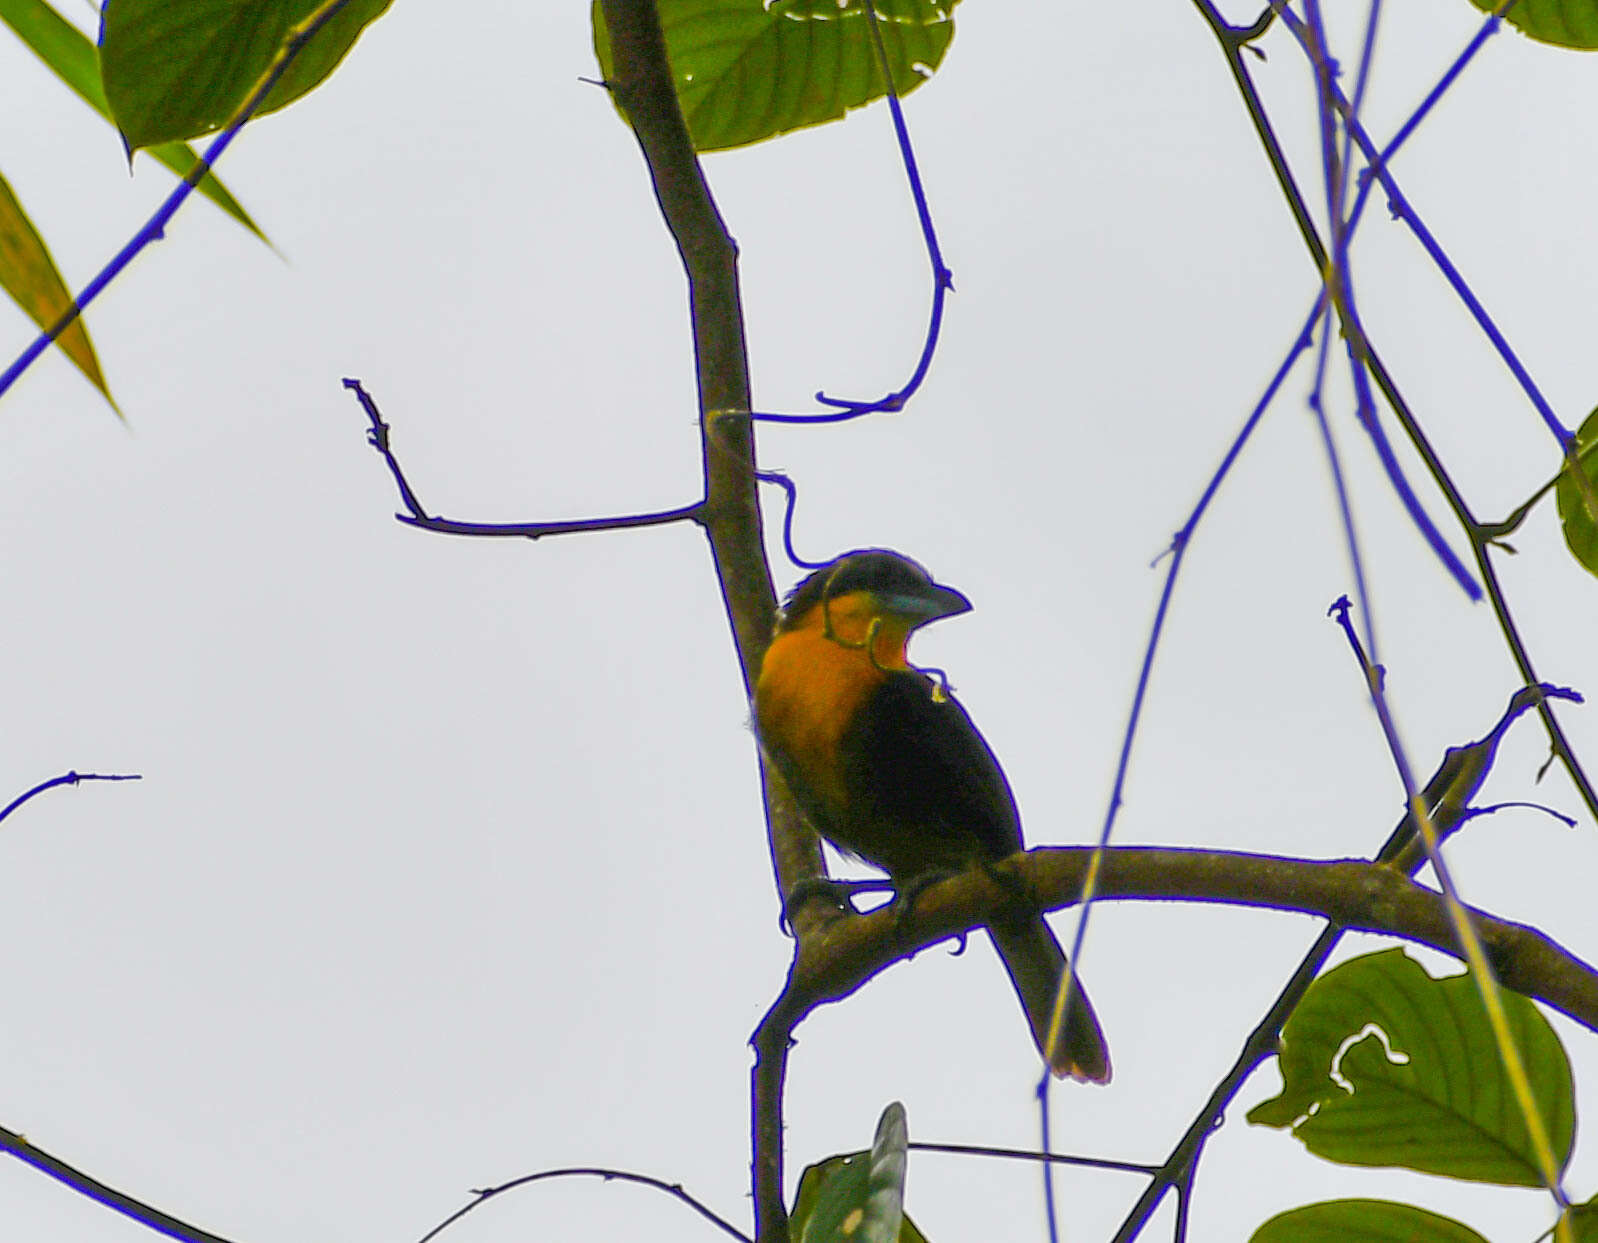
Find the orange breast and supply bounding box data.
[754,626,886,825]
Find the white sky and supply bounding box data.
[1,2,1596,1241]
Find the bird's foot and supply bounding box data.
[780,876,895,933]
[890,868,959,928]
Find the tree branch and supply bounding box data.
[596,0,770,676]
[0,1124,237,1243]
[594,4,828,1238]
[753,837,1595,1241]
[594,0,826,902]
[768,846,1598,1037]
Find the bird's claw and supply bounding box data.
[779,876,895,934]
[889,868,958,934]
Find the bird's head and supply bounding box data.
[776,550,971,667]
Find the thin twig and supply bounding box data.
[1482,436,1598,539]
[344,378,706,538]
[1327,600,1573,1221]
[1280,4,1574,451]
[1044,302,1319,1219]
[810,0,951,418]
[1306,290,1380,656]
[1040,1076,1060,1243]
[906,1140,1158,1177]
[1190,0,1598,828]
[754,471,828,570]
[0,771,141,827]
[388,506,707,539]
[748,0,951,424]
[413,1167,750,1243]
[1289,0,1598,560]
[1465,801,1577,829]
[1193,0,1482,600]
[1337,0,1383,213]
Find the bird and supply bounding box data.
[753,548,1111,1083]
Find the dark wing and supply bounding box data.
[836,671,1024,878]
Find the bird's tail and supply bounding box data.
[988,915,1112,1083]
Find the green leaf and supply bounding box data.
[791,1103,927,1243]
[0,0,265,237]
[1468,0,1598,49]
[100,0,393,152]
[1248,948,1574,1186]
[592,0,957,152]
[0,169,116,410]
[1251,1199,1489,1243]
[0,0,102,104]
[1563,1196,1598,1242]
[144,142,267,240]
[1555,406,1598,577]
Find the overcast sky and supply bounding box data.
[1,2,1596,1241]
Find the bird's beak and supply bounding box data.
[879,582,972,626]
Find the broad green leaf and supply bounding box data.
[1248,948,1574,1186]
[592,0,957,152]
[1555,406,1598,577]
[0,0,264,236]
[1252,1199,1489,1243]
[791,1103,927,1243]
[0,170,115,409]
[1469,0,1598,49]
[100,0,393,152]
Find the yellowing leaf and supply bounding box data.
[0,171,115,410]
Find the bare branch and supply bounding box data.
[0,1125,238,1243]
[414,1167,750,1243]
[769,847,1598,1039]
[594,4,831,1237]
[0,771,141,827]
[343,378,706,539]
